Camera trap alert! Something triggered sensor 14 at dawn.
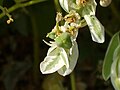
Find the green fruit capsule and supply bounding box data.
[55,32,72,49]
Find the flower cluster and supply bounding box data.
[40,11,79,76]
[40,0,111,76]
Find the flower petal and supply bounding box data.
[59,0,69,12]
[40,56,65,74]
[58,41,79,76]
[47,45,57,56]
[84,15,105,43]
[82,0,97,16]
[40,47,69,74]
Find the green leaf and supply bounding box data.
[111,45,120,90]
[47,32,56,39]
[113,44,120,61]
[111,56,120,90]
[102,31,120,80]
[55,32,72,49]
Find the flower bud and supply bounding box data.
[100,0,112,7]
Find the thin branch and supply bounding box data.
[54,0,62,12]
[0,0,47,18]
[70,72,76,90]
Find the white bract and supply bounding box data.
[84,15,105,43]
[40,48,68,74]
[58,41,79,76]
[40,42,69,74]
[40,40,79,76]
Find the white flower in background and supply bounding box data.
[59,0,105,43]
[40,16,79,76]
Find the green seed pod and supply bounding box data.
[47,32,56,39]
[100,0,112,7]
[55,32,72,49]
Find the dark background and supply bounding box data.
[0,0,120,90]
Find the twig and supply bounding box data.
[54,0,62,12]
[0,0,47,18]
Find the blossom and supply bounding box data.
[40,40,79,76]
[40,16,79,76]
[40,0,107,76]
[59,0,105,43]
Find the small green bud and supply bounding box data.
[47,32,56,39]
[55,32,72,49]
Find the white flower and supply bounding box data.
[40,40,79,76]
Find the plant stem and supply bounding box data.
[30,14,40,85]
[70,72,76,90]
[53,0,62,12]
[0,0,47,18]
[53,1,76,90]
